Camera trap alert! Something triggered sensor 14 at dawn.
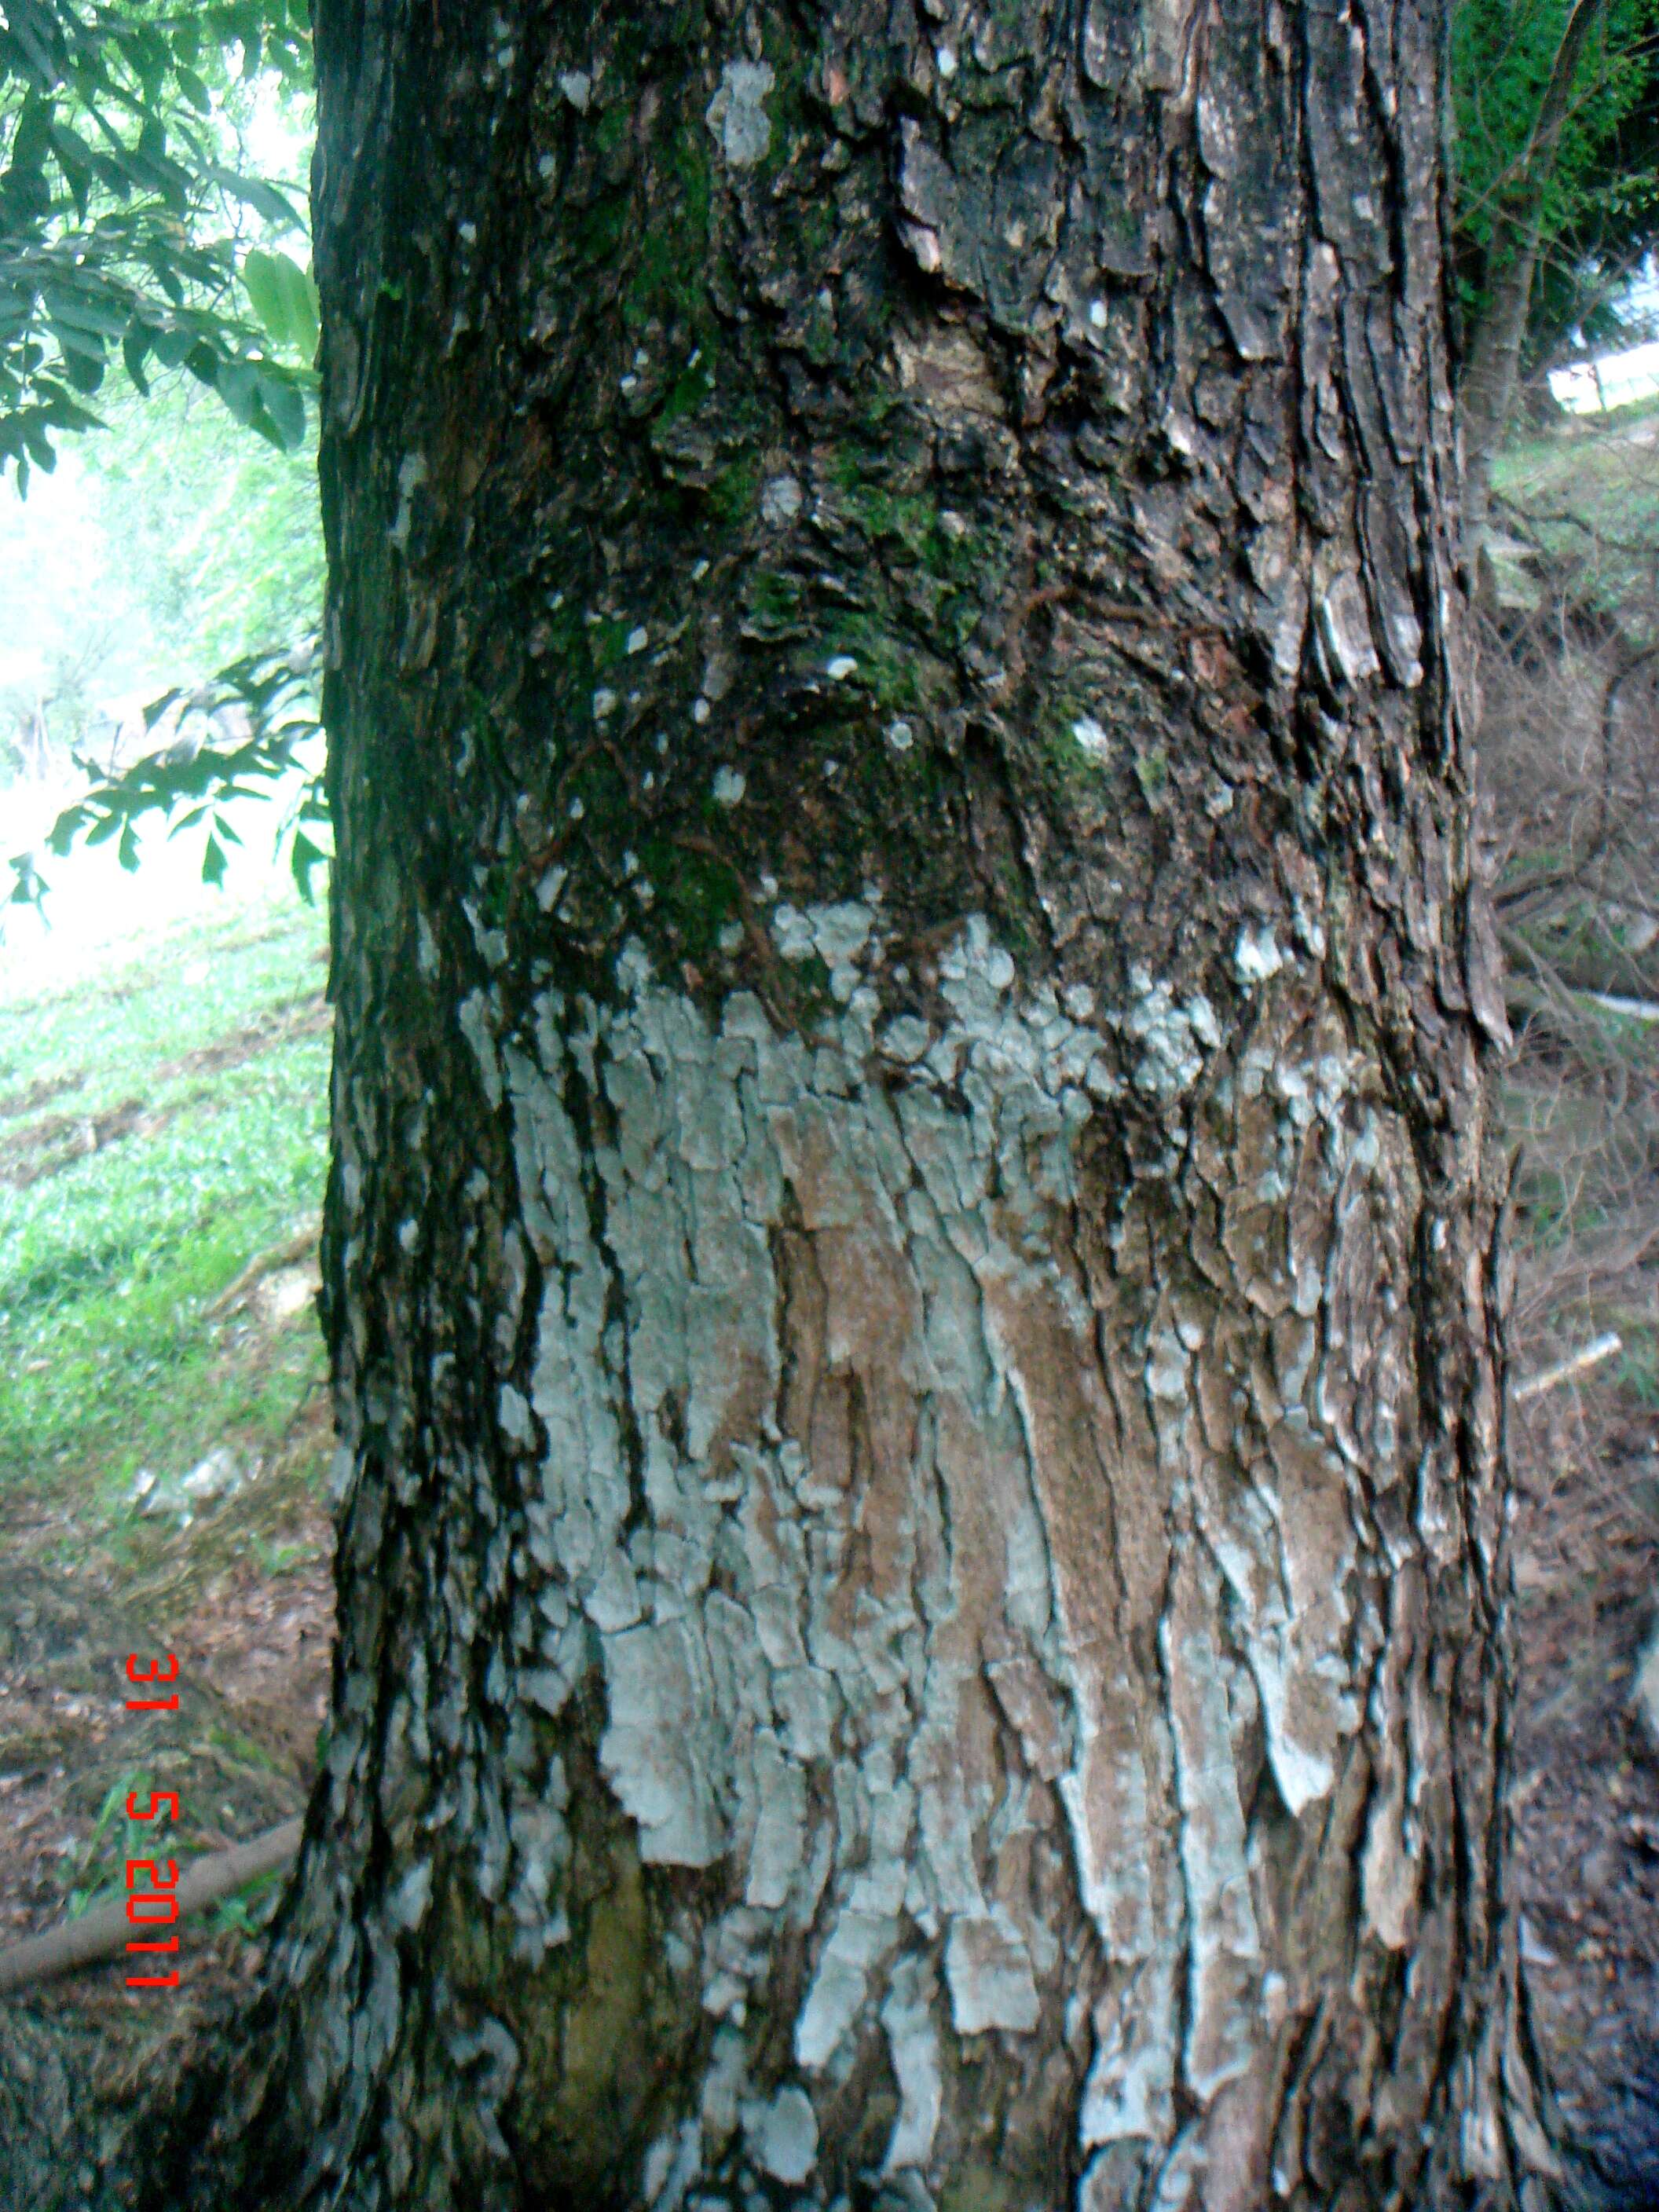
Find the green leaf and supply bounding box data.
[255,371,306,452]
[214,356,259,426]
[211,165,304,229]
[201,833,228,888]
[123,321,152,395]
[290,829,327,904]
[118,822,140,873]
[242,249,320,360]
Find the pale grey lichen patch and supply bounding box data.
[389,452,427,551]
[743,2085,819,2183]
[557,68,591,110]
[1122,966,1218,1100]
[944,1911,1041,2034]
[478,907,1379,2198]
[705,60,775,170]
[881,1954,944,2170]
[760,474,803,526]
[457,990,503,1110]
[642,2121,701,2212]
[416,912,440,977]
[1317,571,1381,687]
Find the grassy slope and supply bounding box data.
[0,889,331,1522]
[0,881,335,1976]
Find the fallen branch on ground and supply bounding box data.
[1514,1332,1624,1404]
[0,1818,302,1998]
[202,1223,320,1320]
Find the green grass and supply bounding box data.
[0,885,331,1503]
[1490,403,1659,613]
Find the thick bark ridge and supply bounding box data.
[186,3,1551,2208]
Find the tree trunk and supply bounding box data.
[179,3,1555,2207]
[1459,0,1609,551]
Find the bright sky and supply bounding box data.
[0,764,319,998]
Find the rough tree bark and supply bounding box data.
[159,2,1558,2207]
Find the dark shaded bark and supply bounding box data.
[144,2,1558,2207]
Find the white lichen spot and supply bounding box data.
[1089,298,1108,329]
[558,69,591,110]
[593,687,618,720]
[936,44,958,75]
[389,452,427,551]
[1233,921,1284,985]
[712,767,746,807]
[705,59,775,170]
[389,1859,433,1931]
[499,1384,535,1448]
[568,797,585,822]
[1072,716,1111,760]
[537,866,568,913]
[761,474,804,526]
[693,696,712,725]
[826,655,858,681]
[627,625,649,654]
[692,558,710,581]
[717,921,745,956]
[771,904,815,961]
[1123,968,1214,1100]
[886,719,914,753]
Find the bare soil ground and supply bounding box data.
[1511,1399,1659,2203]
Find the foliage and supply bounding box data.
[0,2,323,914]
[0,0,317,485]
[45,636,326,895]
[0,364,323,779]
[1452,0,1659,363]
[76,368,324,679]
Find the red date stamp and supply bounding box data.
[125,1652,181,1990]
